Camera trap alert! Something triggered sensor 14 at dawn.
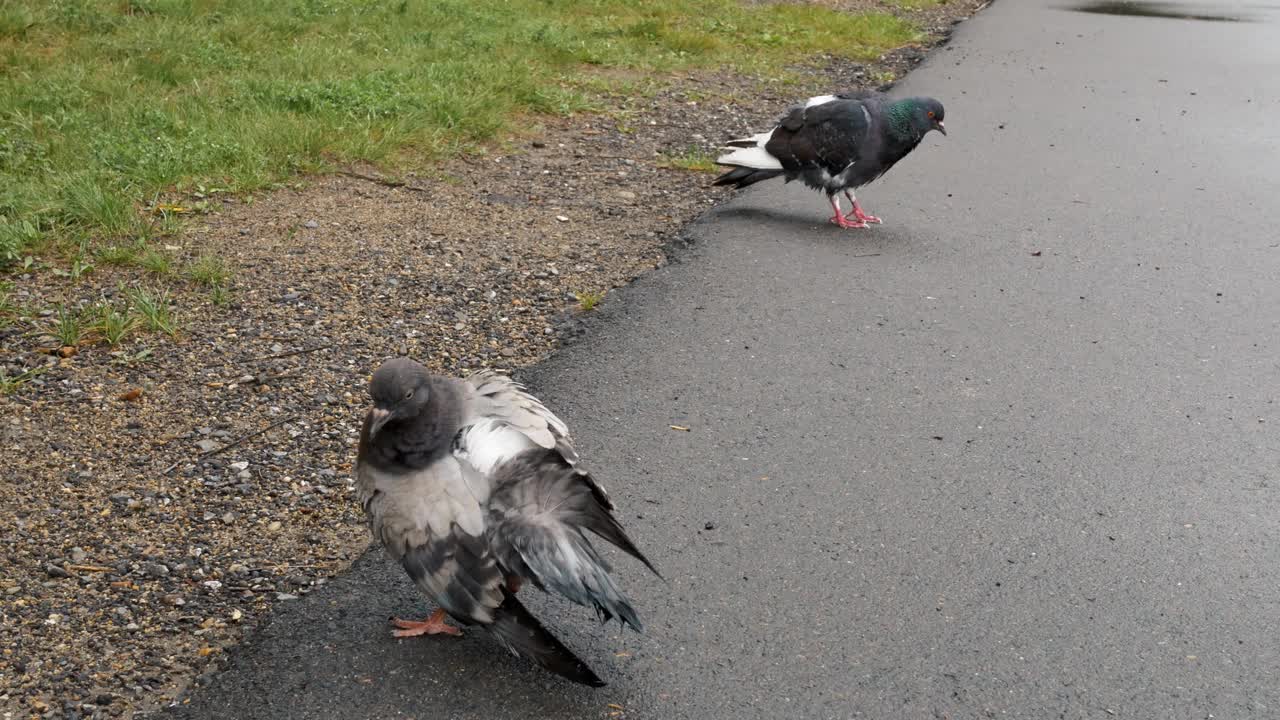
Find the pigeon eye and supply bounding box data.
[927,111,935,118]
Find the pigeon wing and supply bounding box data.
[454,422,657,632]
[463,371,578,461]
[460,371,622,512]
[767,98,874,177]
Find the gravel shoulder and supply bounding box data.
[0,2,987,716]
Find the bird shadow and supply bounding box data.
[710,204,824,229]
[167,549,619,719]
[708,204,911,251]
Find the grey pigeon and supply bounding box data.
[713,92,946,228]
[355,357,658,687]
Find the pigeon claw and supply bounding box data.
[847,211,882,225]
[390,609,463,638]
[830,214,870,230]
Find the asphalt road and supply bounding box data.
[170,1,1280,718]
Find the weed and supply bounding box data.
[0,366,46,395]
[186,254,231,287]
[97,243,140,266]
[126,286,179,337]
[575,290,606,311]
[53,256,95,281]
[92,304,138,346]
[0,219,41,269]
[112,346,154,367]
[49,304,86,347]
[139,249,173,276]
[210,285,232,306]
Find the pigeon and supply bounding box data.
[355,357,658,687]
[713,92,946,229]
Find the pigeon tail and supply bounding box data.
[487,449,657,633]
[714,127,787,188]
[488,588,605,687]
[712,165,784,189]
[715,144,783,171]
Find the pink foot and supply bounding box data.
[390,608,463,638]
[845,196,882,225]
[829,214,870,229]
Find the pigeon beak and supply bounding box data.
[935,120,947,136]
[368,407,392,437]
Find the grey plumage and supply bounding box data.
[355,357,657,687]
[485,445,657,631]
[714,91,946,228]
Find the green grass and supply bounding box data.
[1,366,45,395]
[186,253,230,287]
[574,289,606,311]
[92,302,138,345]
[0,0,919,267]
[125,285,178,336]
[138,248,173,276]
[49,303,86,346]
[659,146,719,173]
[97,241,139,266]
[209,284,231,306]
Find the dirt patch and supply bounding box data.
[0,1,987,716]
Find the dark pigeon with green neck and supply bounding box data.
[714,92,946,229]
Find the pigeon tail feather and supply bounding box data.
[714,135,784,188]
[488,587,605,687]
[723,130,775,148]
[715,144,783,171]
[712,165,783,189]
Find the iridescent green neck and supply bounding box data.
[886,99,917,141]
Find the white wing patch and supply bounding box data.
[464,371,572,454]
[454,418,538,478]
[805,94,839,108]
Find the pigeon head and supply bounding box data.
[888,97,946,139]
[367,357,432,437]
